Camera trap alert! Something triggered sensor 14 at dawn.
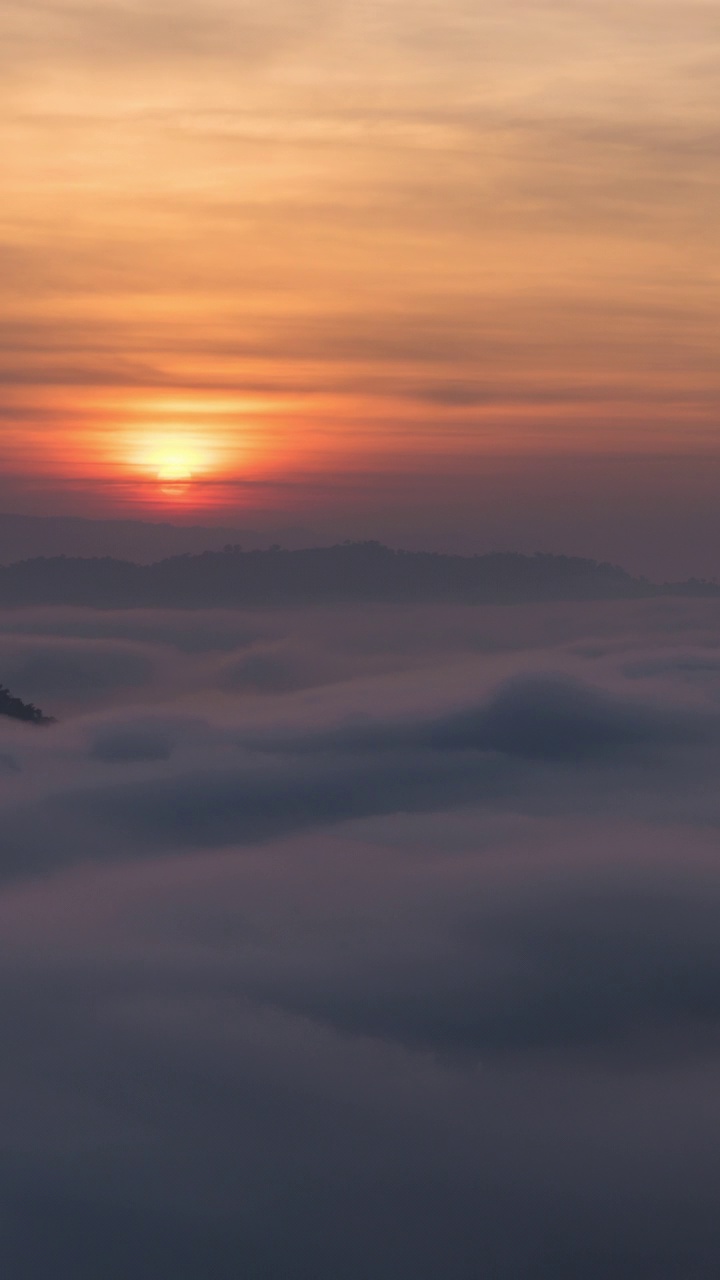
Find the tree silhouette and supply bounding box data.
[0,685,55,726]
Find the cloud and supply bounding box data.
[623,652,720,682]
[226,839,720,1059]
[217,643,348,694]
[1,0,330,69]
[0,638,156,707]
[422,675,711,758]
[0,597,720,1273]
[0,828,719,1276]
[248,673,714,762]
[89,722,174,762]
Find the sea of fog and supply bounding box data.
[2,597,720,1276]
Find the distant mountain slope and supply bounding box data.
[0,685,54,726]
[0,512,308,564]
[0,542,716,608]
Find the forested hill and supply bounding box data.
[0,543,716,609]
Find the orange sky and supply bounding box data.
[2,0,719,520]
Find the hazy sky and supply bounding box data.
[2,0,719,559]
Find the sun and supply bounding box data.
[132,435,212,483]
[156,451,196,481]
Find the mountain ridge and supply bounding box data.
[0,542,716,608]
[0,511,313,564]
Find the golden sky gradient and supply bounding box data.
[2,0,719,517]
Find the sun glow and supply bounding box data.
[111,413,252,511]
